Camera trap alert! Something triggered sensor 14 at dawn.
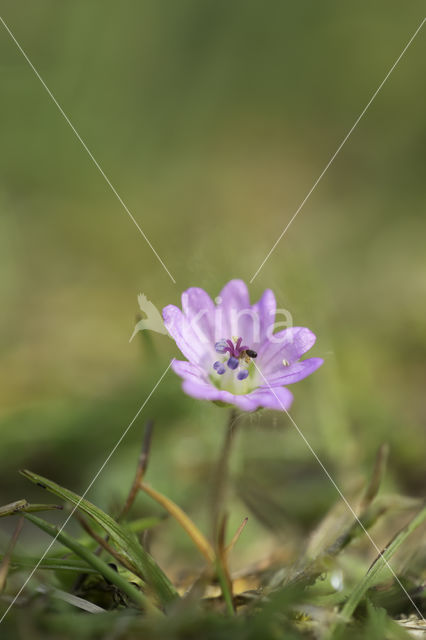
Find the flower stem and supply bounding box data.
[211,409,239,544]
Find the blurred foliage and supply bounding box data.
[0,1,425,637]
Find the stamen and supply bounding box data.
[213,360,226,375]
[282,359,289,366]
[237,370,249,381]
[214,336,257,385]
[227,357,239,370]
[215,340,230,354]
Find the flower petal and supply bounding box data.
[261,357,323,386]
[219,279,250,309]
[171,359,209,383]
[163,305,211,365]
[243,386,294,411]
[172,358,294,412]
[252,288,276,345]
[172,360,255,409]
[181,287,215,345]
[217,279,253,341]
[258,327,317,373]
[181,379,236,404]
[180,378,292,412]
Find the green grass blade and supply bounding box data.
[24,513,157,612]
[4,554,97,573]
[21,469,178,605]
[332,504,426,635]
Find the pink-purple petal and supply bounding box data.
[258,327,317,373]
[163,305,209,365]
[217,279,253,340]
[181,287,215,345]
[172,356,295,412]
[180,378,293,412]
[219,279,250,310]
[261,357,324,386]
[181,379,236,404]
[244,386,294,411]
[252,288,276,345]
[171,359,209,383]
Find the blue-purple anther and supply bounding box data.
[213,360,226,375]
[214,340,229,354]
[237,370,249,381]
[227,356,239,370]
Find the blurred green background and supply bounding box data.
[0,0,425,575]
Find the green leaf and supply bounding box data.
[20,469,178,605]
[24,513,156,612]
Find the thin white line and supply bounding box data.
[0,360,174,624]
[0,16,176,285]
[250,17,426,284]
[253,361,425,621]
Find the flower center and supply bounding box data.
[212,337,257,385]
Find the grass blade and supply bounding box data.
[331,504,426,635]
[38,586,106,613]
[21,469,178,605]
[5,554,98,573]
[24,513,158,613]
[0,500,62,517]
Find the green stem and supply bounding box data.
[215,558,235,616]
[211,409,239,543]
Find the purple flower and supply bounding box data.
[162,279,323,412]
